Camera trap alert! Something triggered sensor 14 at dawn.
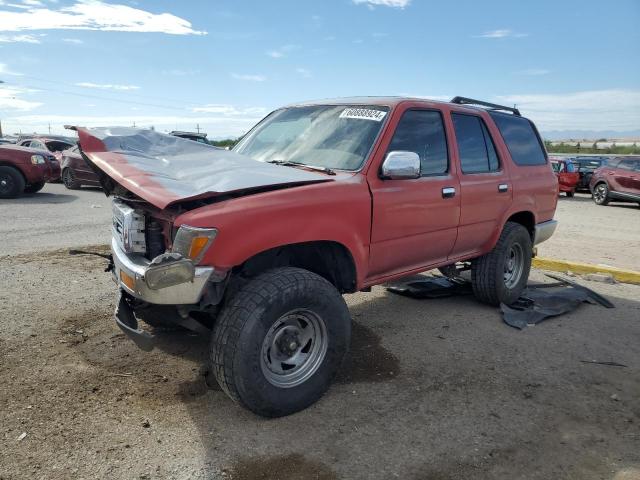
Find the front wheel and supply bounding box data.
[593,183,610,205]
[210,267,351,417]
[0,166,25,199]
[471,222,532,306]
[62,168,80,190]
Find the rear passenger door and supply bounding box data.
[449,113,512,259]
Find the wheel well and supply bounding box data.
[506,211,535,240]
[235,241,357,293]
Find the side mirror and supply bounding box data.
[381,151,420,179]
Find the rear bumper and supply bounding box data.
[111,238,214,305]
[533,219,558,245]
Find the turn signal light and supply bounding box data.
[119,270,136,291]
[172,226,218,263]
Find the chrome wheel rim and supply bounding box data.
[504,243,524,289]
[260,309,328,388]
[594,184,607,203]
[62,169,74,187]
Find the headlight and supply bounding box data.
[172,226,217,263]
[31,155,45,165]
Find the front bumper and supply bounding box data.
[533,219,558,245]
[111,237,214,305]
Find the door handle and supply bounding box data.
[498,183,509,193]
[442,187,456,199]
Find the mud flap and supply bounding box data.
[114,291,154,351]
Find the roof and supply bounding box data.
[285,96,450,108]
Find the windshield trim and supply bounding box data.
[233,103,393,173]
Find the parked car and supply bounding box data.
[0,144,57,198]
[169,130,209,144]
[75,96,558,417]
[16,137,71,181]
[60,145,101,189]
[550,158,579,196]
[570,156,609,192]
[590,156,640,206]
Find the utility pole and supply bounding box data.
[48,122,51,134]
[0,119,3,138]
[196,123,200,134]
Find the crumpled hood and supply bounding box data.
[76,126,332,209]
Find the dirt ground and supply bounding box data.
[1,185,639,479]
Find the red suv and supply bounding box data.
[0,144,56,198]
[590,156,640,206]
[75,96,558,417]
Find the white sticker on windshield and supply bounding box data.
[339,108,387,122]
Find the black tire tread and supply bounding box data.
[471,221,531,306]
[0,166,26,199]
[211,267,344,411]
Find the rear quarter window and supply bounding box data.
[489,112,547,166]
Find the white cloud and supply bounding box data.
[0,85,42,110]
[493,89,640,131]
[476,29,528,38]
[75,82,140,90]
[0,62,23,75]
[515,68,550,76]
[295,68,312,78]
[62,37,83,44]
[0,0,206,35]
[352,0,410,8]
[266,44,298,59]
[231,73,266,82]
[0,33,43,43]
[191,104,267,116]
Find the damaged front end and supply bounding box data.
[69,126,331,350]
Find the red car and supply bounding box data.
[16,137,72,181]
[76,96,558,417]
[0,144,56,198]
[590,156,640,206]
[60,145,101,189]
[550,158,579,197]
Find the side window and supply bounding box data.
[452,113,500,174]
[617,160,635,171]
[489,112,547,166]
[387,109,448,176]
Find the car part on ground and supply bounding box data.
[76,96,559,416]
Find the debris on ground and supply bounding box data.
[386,273,614,330]
[583,273,616,284]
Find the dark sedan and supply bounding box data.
[60,145,101,189]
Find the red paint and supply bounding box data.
[550,159,579,194]
[0,144,53,184]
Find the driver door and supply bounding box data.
[367,107,460,280]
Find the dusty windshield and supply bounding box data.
[234,105,390,170]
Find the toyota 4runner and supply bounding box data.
[75,96,558,417]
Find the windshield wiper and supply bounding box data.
[267,160,336,176]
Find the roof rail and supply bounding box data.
[450,96,521,116]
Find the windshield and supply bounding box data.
[234,105,390,170]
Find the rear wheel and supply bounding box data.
[62,168,80,190]
[593,183,610,205]
[24,181,45,194]
[471,222,532,306]
[210,267,351,417]
[0,166,25,199]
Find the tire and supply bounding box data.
[0,166,26,199]
[471,222,532,306]
[24,181,45,194]
[210,267,351,417]
[592,183,610,206]
[62,168,81,190]
[134,305,185,331]
[566,190,574,198]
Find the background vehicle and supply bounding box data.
[169,130,209,144]
[77,96,558,417]
[590,156,640,206]
[60,145,101,189]
[550,158,579,196]
[16,137,70,181]
[0,144,55,198]
[570,156,608,192]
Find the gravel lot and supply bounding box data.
[1,184,639,479]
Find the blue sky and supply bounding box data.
[1,0,638,138]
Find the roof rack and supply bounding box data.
[450,96,521,116]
